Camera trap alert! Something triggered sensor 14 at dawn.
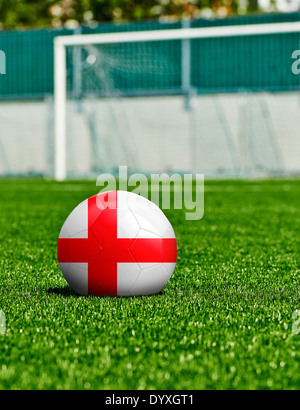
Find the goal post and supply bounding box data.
[54,41,67,181]
[54,22,300,181]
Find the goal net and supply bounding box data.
[54,22,300,180]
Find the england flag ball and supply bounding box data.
[57,191,177,296]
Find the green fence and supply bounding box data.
[0,12,299,100]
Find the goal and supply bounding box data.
[54,22,300,180]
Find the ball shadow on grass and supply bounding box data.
[47,286,165,298]
[47,286,79,297]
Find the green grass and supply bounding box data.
[0,179,300,390]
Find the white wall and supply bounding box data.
[0,91,299,177]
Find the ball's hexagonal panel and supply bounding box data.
[117,208,140,239]
[59,263,88,295]
[129,236,164,265]
[163,262,177,279]
[135,229,161,239]
[130,263,171,296]
[124,193,173,238]
[117,263,142,296]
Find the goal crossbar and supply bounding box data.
[55,22,300,47]
[54,22,300,180]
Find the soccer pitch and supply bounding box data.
[0,179,299,390]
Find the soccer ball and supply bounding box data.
[57,190,177,296]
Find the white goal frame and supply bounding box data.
[54,21,300,181]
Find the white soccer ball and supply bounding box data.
[57,190,177,296]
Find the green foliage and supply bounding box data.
[0,0,54,28]
[0,0,263,29]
